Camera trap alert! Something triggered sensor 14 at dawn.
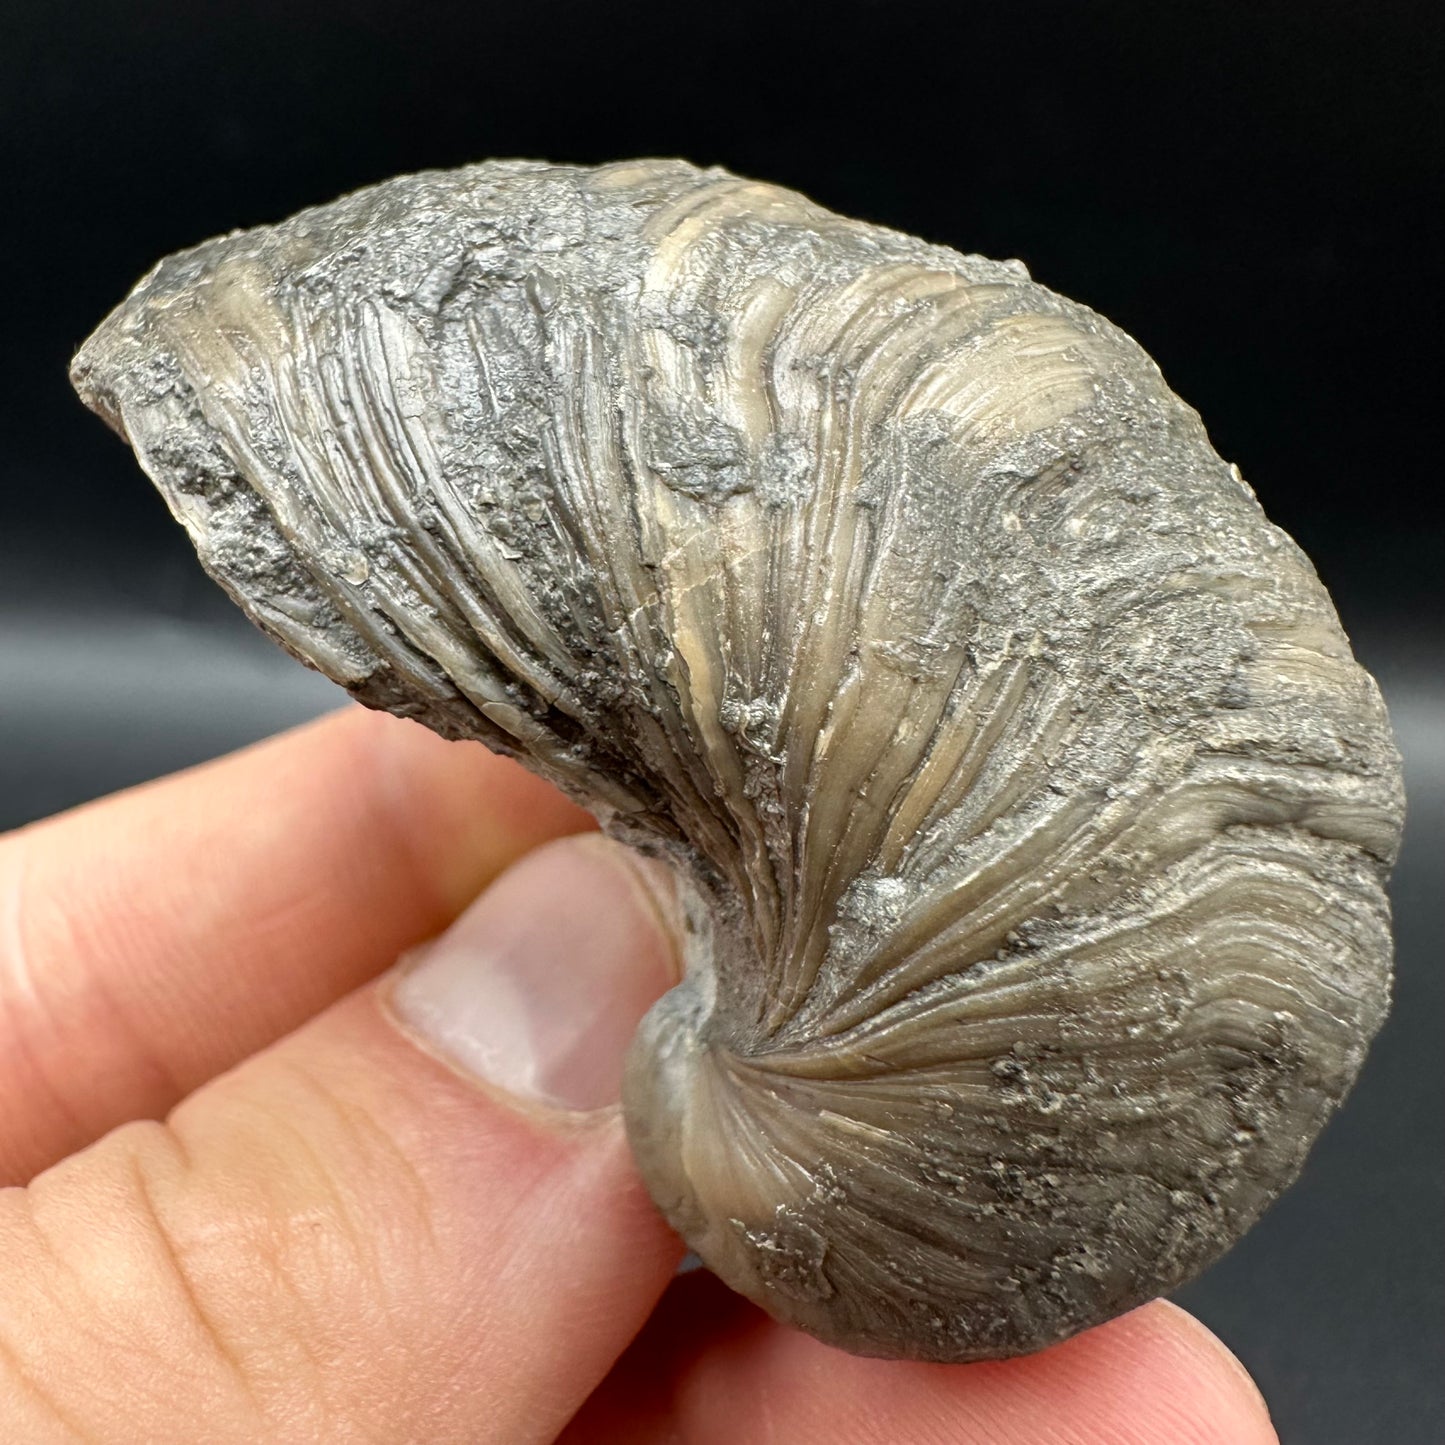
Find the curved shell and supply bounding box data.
[71,159,1403,1362]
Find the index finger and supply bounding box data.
[0,705,591,1184]
[564,1275,1277,1445]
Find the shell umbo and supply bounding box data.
[71,159,1403,1362]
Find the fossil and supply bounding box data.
[71,159,1403,1362]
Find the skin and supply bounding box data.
[0,705,1278,1443]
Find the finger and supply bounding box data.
[0,705,591,1184]
[0,835,685,1444]
[563,1272,1278,1445]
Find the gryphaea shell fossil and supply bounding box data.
[71,158,1404,1362]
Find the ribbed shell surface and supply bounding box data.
[71,159,1403,1361]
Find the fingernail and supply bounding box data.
[385,835,680,1112]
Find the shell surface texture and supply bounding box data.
[72,159,1404,1363]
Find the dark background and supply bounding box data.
[1,3,1440,1439]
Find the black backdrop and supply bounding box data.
[2,4,1441,1440]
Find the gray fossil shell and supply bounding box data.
[71,159,1403,1362]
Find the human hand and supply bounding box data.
[0,707,1278,1443]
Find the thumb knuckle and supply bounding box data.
[0,1104,408,1442]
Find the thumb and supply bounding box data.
[0,835,684,1445]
